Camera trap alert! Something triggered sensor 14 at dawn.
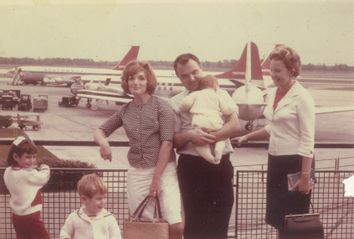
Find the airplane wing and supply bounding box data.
[315,106,354,114]
[76,89,133,106]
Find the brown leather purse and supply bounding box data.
[123,195,169,239]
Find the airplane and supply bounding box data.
[73,62,240,109]
[10,46,140,86]
[74,65,241,109]
[73,42,354,130]
[75,75,241,109]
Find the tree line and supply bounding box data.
[0,57,353,72]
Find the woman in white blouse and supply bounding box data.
[236,45,315,238]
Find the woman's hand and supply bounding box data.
[149,177,160,197]
[232,135,248,147]
[99,144,112,161]
[295,175,312,194]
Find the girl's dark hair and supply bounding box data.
[7,137,37,166]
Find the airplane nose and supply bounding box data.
[232,85,265,121]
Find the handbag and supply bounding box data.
[123,195,169,239]
[284,203,324,239]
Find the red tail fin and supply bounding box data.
[215,42,262,81]
[112,46,140,70]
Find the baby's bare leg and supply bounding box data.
[195,145,219,164]
[214,141,226,163]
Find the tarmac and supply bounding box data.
[0,76,354,170]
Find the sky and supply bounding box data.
[0,0,353,65]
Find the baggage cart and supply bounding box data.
[17,94,32,111]
[17,113,42,131]
[58,95,79,107]
[33,94,48,112]
[1,94,17,110]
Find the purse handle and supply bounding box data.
[310,200,315,213]
[131,195,150,220]
[131,195,163,222]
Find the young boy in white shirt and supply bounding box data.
[60,173,121,239]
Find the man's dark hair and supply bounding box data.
[173,53,201,75]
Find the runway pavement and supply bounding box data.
[0,76,354,170]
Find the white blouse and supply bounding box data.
[263,81,315,158]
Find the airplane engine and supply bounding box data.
[232,84,265,121]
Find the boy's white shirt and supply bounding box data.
[3,165,50,215]
[60,206,122,239]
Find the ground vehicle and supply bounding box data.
[17,94,32,111]
[0,115,13,128]
[17,113,42,131]
[0,90,20,110]
[33,94,48,112]
[58,95,79,107]
[1,95,17,110]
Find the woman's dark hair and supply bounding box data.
[7,136,37,166]
[121,60,157,95]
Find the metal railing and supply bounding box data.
[1,168,354,239]
[1,140,354,238]
[0,168,129,239]
[235,170,354,239]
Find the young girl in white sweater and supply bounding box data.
[3,136,50,239]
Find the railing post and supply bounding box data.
[235,171,239,238]
[335,157,340,176]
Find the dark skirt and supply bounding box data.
[265,154,311,230]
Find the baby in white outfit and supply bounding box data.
[179,75,236,164]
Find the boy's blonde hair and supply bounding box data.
[77,173,107,198]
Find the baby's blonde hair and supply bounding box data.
[199,75,219,90]
[77,173,107,198]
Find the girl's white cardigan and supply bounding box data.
[4,165,50,215]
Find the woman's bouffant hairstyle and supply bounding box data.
[269,45,301,77]
[77,173,108,198]
[121,61,157,95]
[7,136,37,166]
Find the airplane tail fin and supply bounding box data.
[215,42,263,84]
[112,46,140,70]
